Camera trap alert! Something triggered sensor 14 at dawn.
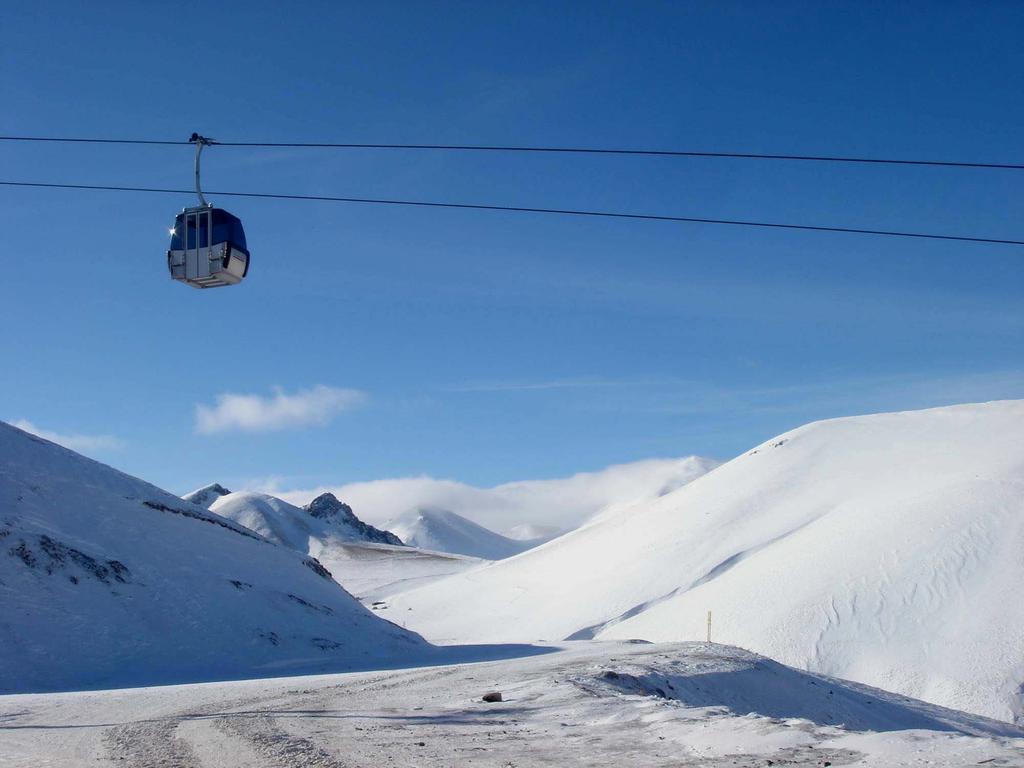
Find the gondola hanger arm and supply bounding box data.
[189,133,217,207]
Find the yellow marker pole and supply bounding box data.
[706,610,712,643]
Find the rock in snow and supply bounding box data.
[388,400,1024,725]
[0,421,425,693]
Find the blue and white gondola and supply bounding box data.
[167,206,249,288]
[167,133,250,288]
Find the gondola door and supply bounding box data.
[183,206,212,283]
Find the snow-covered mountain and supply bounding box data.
[0,421,426,693]
[182,482,231,509]
[208,491,482,599]
[306,493,403,545]
[208,491,401,548]
[387,401,1024,724]
[384,507,533,559]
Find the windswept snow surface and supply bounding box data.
[208,491,482,599]
[388,401,1024,724]
[1,642,1021,767]
[385,507,531,559]
[0,422,426,693]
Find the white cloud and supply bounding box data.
[11,420,124,454]
[267,456,719,535]
[195,385,366,434]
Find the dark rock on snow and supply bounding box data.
[304,493,404,546]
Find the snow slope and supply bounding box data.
[388,401,1024,724]
[385,507,533,559]
[0,421,425,693]
[325,541,485,603]
[208,491,482,599]
[3,641,1021,767]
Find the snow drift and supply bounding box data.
[388,401,1024,724]
[0,422,426,693]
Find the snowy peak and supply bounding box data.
[386,507,530,559]
[304,493,403,546]
[182,482,231,509]
[306,492,356,521]
[208,492,313,551]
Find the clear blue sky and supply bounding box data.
[2,1,1022,494]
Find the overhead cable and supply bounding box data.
[2,180,1020,246]
[1,135,1021,171]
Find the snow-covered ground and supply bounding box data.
[0,422,427,693]
[386,401,1024,724]
[1,641,1021,767]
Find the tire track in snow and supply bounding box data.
[100,686,335,767]
[104,717,200,768]
[212,714,349,768]
[98,666,459,767]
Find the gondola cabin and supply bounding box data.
[167,206,250,288]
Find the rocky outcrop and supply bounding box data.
[304,493,403,546]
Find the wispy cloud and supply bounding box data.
[632,369,1024,419]
[264,456,718,534]
[448,377,633,393]
[11,420,124,453]
[195,385,366,434]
